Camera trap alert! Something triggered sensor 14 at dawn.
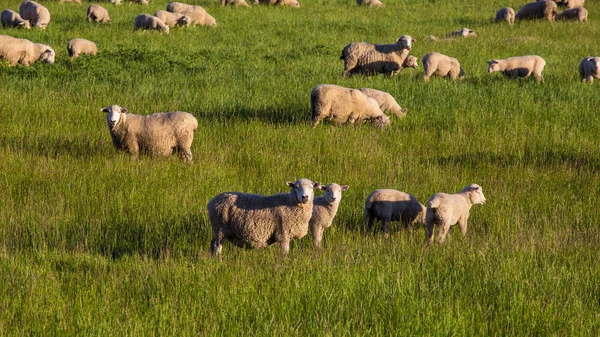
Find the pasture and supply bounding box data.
[1,0,600,335]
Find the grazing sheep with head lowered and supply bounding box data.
[166,2,217,26]
[579,57,600,83]
[357,0,384,7]
[1,9,31,29]
[309,183,349,248]
[134,14,169,34]
[67,38,97,59]
[0,34,54,66]
[516,1,558,21]
[556,7,587,22]
[561,0,584,9]
[208,179,321,257]
[495,7,515,24]
[101,105,198,161]
[487,55,546,81]
[359,88,407,118]
[254,0,300,7]
[311,84,391,129]
[365,189,426,238]
[221,0,249,6]
[425,184,486,244]
[19,0,50,30]
[340,35,415,77]
[422,52,465,82]
[154,10,191,27]
[87,5,111,23]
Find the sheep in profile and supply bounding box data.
[101,105,198,161]
[515,1,558,21]
[425,184,486,244]
[1,9,30,29]
[207,179,321,257]
[221,0,249,6]
[359,88,407,118]
[487,55,546,81]
[67,38,97,59]
[254,0,300,7]
[340,35,415,77]
[556,7,587,22]
[166,2,217,26]
[309,183,349,248]
[579,57,600,83]
[154,10,191,27]
[0,34,54,66]
[562,0,584,9]
[131,0,149,5]
[495,7,515,24]
[19,1,50,30]
[357,0,385,7]
[310,84,391,129]
[446,27,477,38]
[364,189,426,238]
[87,5,111,23]
[133,14,169,34]
[422,52,465,82]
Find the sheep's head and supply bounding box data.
[461,28,477,38]
[204,14,217,27]
[461,184,486,205]
[160,22,170,34]
[177,15,192,27]
[487,60,500,73]
[287,179,320,204]
[36,22,48,30]
[459,66,465,79]
[284,0,300,7]
[403,56,418,69]
[20,20,31,29]
[319,183,349,204]
[396,35,415,50]
[102,105,128,129]
[37,45,55,64]
[591,57,600,73]
[110,0,122,5]
[140,0,149,5]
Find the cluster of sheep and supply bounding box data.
[495,0,587,24]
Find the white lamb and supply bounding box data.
[340,35,415,77]
[87,5,111,23]
[101,105,198,161]
[67,38,97,59]
[166,2,217,27]
[364,189,426,238]
[154,10,191,27]
[18,0,50,30]
[556,7,587,22]
[0,34,54,66]
[309,183,349,248]
[425,184,486,244]
[422,52,465,82]
[1,9,31,29]
[579,57,600,83]
[207,179,321,257]
[133,14,169,34]
[495,7,515,25]
[359,88,407,118]
[487,55,546,81]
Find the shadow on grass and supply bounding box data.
[202,104,310,125]
[1,134,109,159]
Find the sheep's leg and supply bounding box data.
[534,72,543,82]
[437,221,450,244]
[425,221,434,244]
[279,239,290,256]
[382,218,391,238]
[366,213,375,233]
[126,138,140,160]
[312,226,324,248]
[179,147,193,162]
[210,233,223,257]
[458,216,469,236]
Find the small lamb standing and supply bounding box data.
[166,2,217,26]
[207,179,320,257]
[556,7,587,22]
[487,55,546,81]
[340,35,415,77]
[579,57,600,83]
[87,5,111,23]
[19,0,51,30]
[133,14,169,34]
[495,7,515,24]
[309,183,349,248]
[310,84,391,129]
[154,10,191,27]
[359,88,407,118]
[356,0,385,7]
[0,34,54,66]
[1,9,31,29]
[515,1,558,21]
[364,189,426,238]
[425,184,486,244]
[221,0,249,6]
[67,38,97,60]
[254,0,300,7]
[422,52,465,82]
[101,105,198,161]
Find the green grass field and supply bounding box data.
[1,0,600,335]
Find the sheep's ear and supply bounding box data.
[121,108,128,114]
[287,181,295,188]
[101,107,109,113]
[487,60,497,65]
[412,38,416,43]
[319,185,327,191]
[18,22,25,26]
[313,182,322,189]
[341,185,349,191]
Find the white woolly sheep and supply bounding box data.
[87,5,111,23]
[310,84,391,129]
[495,7,515,24]
[166,2,217,26]
[487,55,546,81]
[0,34,54,66]
[154,10,191,27]
[254,0,300,7]
[207,179,321,257]
[309,183,349,248]
[19,1,50,30]
[67,38,97,60]
[134,14,170,34]
[422,52,465,82]
[221,0,249,6]
[579,57,600,83]
[364,189,426,238]
[130,0,149,5]
[425,184,486,244]
[101,105,198,161]
[1,9,31,29]
[340,35,415,77]
[359,88,407,118]
[556,7,587,22]
[561,0,584,8]
[356,0,384,7]
[516,1,558,21]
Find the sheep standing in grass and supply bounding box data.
[365,189,426,238]
[134,14,169,34]
[0,35,54,66]
[359,88,407,118]
[309,183,349,248]
[579,57,600,83]
[221,0,249,6]
[101,105,198,161]
[340,35,415,78]
[166,2,217,26]
[422,52,465,82]
[254,0,300,7]
[515,1,558,21]
[495,7,515,24]
[154,10,191,27]
[487,55,546,81]
[207,179,321,257]
[425,184,486,244]
[87,5,111,23]
[310,84,391,129]
[19,1,50,30]
[556,7,587,22]
[67,38,97,59]
[357,0,385,7]
[1,9,31,29]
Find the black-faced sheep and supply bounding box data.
[154,10,191,27]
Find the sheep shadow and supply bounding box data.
[204,104,310,125]
[0,134,108,160]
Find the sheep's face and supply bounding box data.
[39,47,55,64]
[161,24,170,34]
[459,67,465,78]
[404,56,418,69]
[102,105,128,129]
[461,184,486,205]
[321,184,349,204]
[177,15,192,27]
[283,0,300,7]
[487,60,500,73]
[37,22,48,30]
[20,20,31,29]
[373,115,391,130]
[461,28,477,38]
[110,0,122,5]
[203,15,217,27]
[287,179,319,204]
[396,35,414,50]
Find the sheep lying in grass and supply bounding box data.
[446,27,477,38]
[340,35,415,77]
[579,57,600,83]
[1,9,31,29]
[19,0,50,30]
[425,184,486,244]
[0,34,54,66]
[357,0,384,7]
[487,55,546,81]
[101,105,198,161]
[154,10,191,27]
[207,179,321,257]
[495,7,515,24]
[67,38,97,59]
[364,189,426,238]
[556,7,587,22]
[221,0,249,6]
[310,84,391,129]
[516,1,557,21]
[309,183,349,248]
[254,0,300,7]
[422,52,465,82]
[87,5,111,23]
[359,88,407,118]
[166,2,217,26]
[134,14,169,34]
